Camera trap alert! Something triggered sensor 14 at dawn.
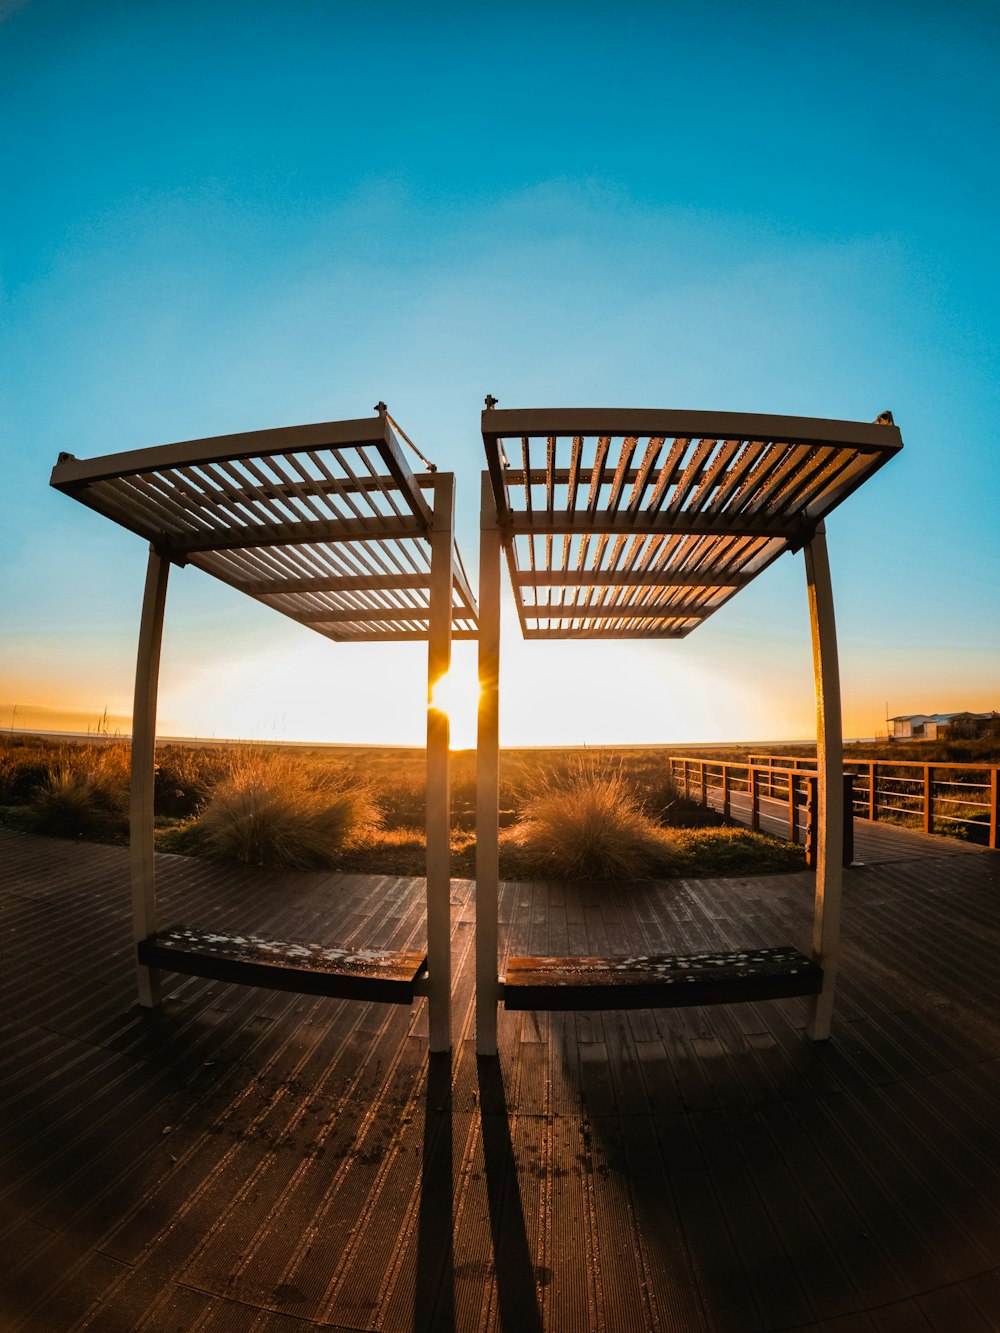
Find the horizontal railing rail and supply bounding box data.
[747,754,999,849]
[664,756,856,867]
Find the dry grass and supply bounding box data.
[3,735,817,878]
[23,744,129,841]
[502,762,674,880]
[668,827,806,876]
[184,751,380,869]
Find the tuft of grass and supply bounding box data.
[186,751,380,869]
[502,762,674,880]
[24,746,129,841]
[667,827,807,877]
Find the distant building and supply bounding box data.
[888,711,999,741]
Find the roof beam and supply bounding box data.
[49,417,393,489]
[293,609,433,625]
[514,570,750,588]
[522,606,709,622]
[247,573,431,595]
[506,511,810,539]
[483,408,903,454]
[522,627,692,639]
[169,515,426,554]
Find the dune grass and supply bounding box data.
[499,761,675,880]
[2,734,813,879]
[22,744,129,841]
[176,751,380,869]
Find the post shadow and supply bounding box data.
[415,1050,454,1332]
[478,1055,543,1333]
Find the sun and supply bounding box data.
[428,661,481,750]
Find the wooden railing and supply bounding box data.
[664,757,853,867]
[667,752,1000,860]
[748,754,999,850]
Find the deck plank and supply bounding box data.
[2,826,1000,1331]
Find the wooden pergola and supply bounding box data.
[475,404,902,1054]
[50,406,477,1054]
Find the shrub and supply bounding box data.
[24,748,129,841]
[153,745,229,817]
[0,752,51,805]
[502,762,673,880]
[188,752,380,869]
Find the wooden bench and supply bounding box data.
[503,945,822,1011]
[137,925,427,1004]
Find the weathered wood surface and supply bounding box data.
[504,945,822,1010]
[2,825,999,1331]
[138,925,427,1003]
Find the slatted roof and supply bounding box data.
[482,406,902,639]
[50,412,478,642]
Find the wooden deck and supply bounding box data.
[2,825,999,1332]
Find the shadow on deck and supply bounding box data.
[2,826,999,1332]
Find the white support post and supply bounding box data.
[131,546,170,1008]
[803,522,844,1040]
[426,473,454,1054]
[476,473,502,1056]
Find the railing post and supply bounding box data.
[869,762,878,822]
[990,768,999,851]
[788,774,798,845]
[700,760,706,805]
[750,766,760,832]
[722,764,731,820]
[683,760,690,800]
[806,775,818,868]
[923,766,934,835]
[842,773,855,866]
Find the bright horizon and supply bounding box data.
[3,3,998,748]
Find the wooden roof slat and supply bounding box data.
[645,437,692,518]
[702,439,770,514]
[727,443,811,518]
[51,412,477,642]
[661,437,718,518]
[586,437,611,517]
[685,437,743,511]
[606,437,639,518]
[626,437,665,517]
[761,446,844,520]
[482,405,900,640]
[566,436,584,518]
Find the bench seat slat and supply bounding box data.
[503,945,822,1011]
[138,925,427,1004]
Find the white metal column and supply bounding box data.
[426,473,455,1053]
[475,473,502,1056]
[803,521,844,1040]
[131,546,170,1008]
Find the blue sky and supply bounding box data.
[2,0,998,745]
